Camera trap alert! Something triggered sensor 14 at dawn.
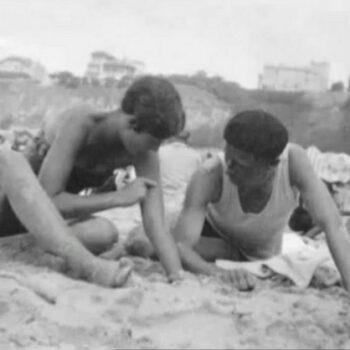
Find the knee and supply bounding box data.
[94,217,119,246]
[125,225,154,258]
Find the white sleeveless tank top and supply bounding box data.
[207,144,298,260]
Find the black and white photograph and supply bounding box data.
[0,0,349,348]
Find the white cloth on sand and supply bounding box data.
[216,232,340,288]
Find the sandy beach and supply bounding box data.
[0,206,349,350]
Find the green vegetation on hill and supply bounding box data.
[168,73,350,153]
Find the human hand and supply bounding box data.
[93,175,116,194]
[117,177,157,206]
[217,268,256,291]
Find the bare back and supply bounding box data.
[39,105,132,193]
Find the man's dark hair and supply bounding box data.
[122,76,185,139]
[223,109,288,164]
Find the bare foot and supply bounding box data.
[86,257,133,287]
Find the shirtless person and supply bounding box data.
[0,75,186,285]
[172,110,350,291]
[0,147,133,286]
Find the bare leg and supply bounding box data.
[124,225,238,262]
[69,216,119,255]
[0,148,132,287]
[124,224,156,258]
[124,225,239,262]
[69,217,134,261]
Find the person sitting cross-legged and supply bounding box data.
[0,147,132,287]
[0,75,188,285]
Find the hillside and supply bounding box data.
[0,79,350,153]
[235,89,350,153]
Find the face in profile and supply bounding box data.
[123,128,162,156]
[224,143,274,187]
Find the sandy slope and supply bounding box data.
[0,233,349,350]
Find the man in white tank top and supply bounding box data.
[173,110,350,292]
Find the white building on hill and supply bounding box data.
[258,62,329,92]
[0,56,49,84]
[85,51,144,83]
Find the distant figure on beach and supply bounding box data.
[134,110,350,292]
[0,75,186,286]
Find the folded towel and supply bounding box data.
[216,233,340,288]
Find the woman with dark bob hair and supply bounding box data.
[0,75,186,287]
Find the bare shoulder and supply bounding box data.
[200,153,222,171]
[43,104,98,143]
[287,142,306,156]
[288,142,310,167]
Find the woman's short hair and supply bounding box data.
[122,76,186,139]
[224,109,288,164]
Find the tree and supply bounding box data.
[194,70,208,78]
[50,71,81,88]
[330,81,345,92]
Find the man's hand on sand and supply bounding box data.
[118,177,157,206]
[217,268,256,291]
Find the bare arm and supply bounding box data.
[303,225,323,239]
[289,144,350,291]
[0,148,131,287]
[173,157,222,276]
[39,114,145,218]
[134,151,183,280]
